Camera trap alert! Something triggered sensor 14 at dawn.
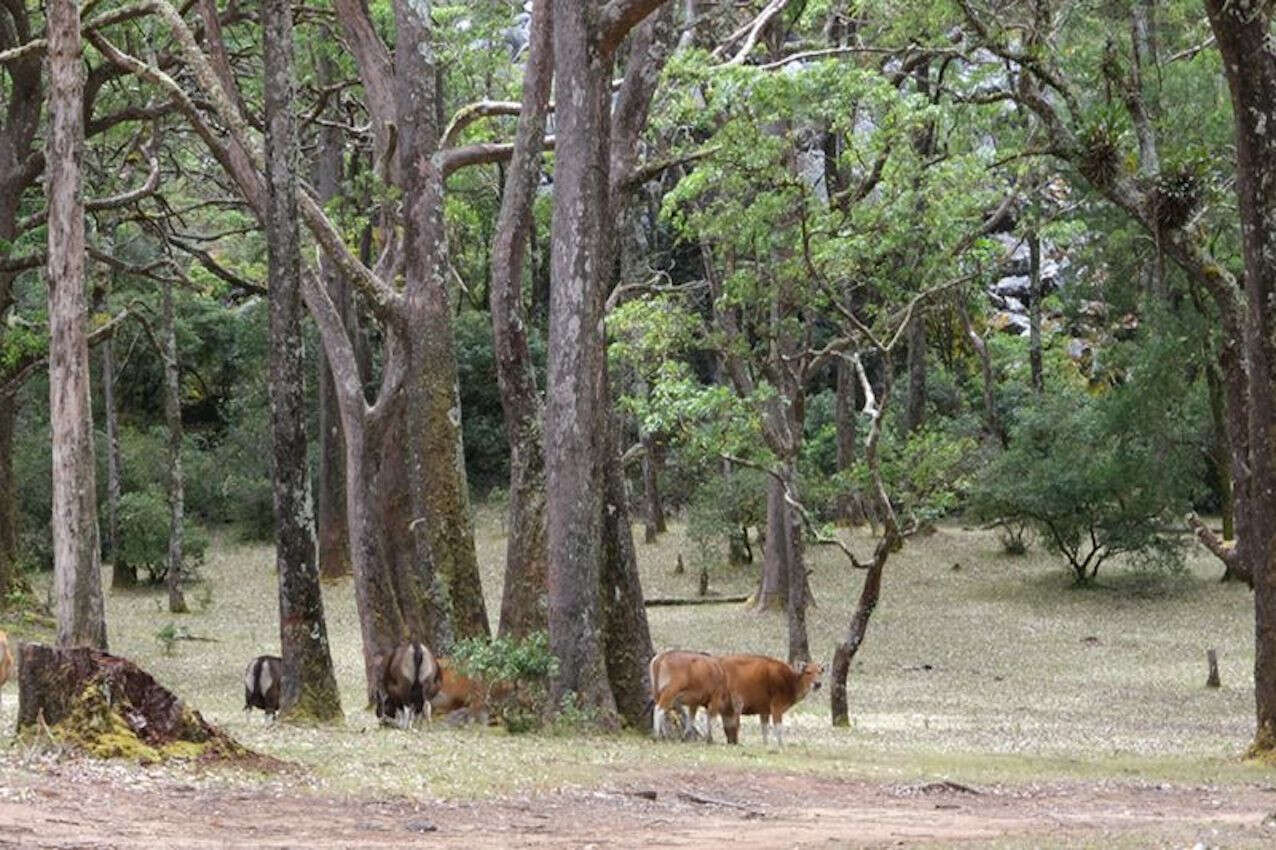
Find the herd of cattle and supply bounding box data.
[0,628,823,746]
[245,643,825,745]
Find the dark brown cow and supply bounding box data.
[717,654,824,746]
[243,654,282,719]
[375,642,442,729]
[649,650,739,743]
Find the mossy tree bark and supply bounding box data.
[264,0,342,723]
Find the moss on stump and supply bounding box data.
[16,644,262,765]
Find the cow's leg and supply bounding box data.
[424,701,433,725]
[772,710,785,747]
[759,716,770,746]
[703,710,714,744]
[653,695,670,739]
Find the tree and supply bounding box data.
[546,0,668,718]
[160,274,187,613]
[264,0,342,723]
[46,0,107,648]
[490,0,553,639]
[1202,0,1276,755]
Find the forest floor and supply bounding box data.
[2,510,1275,847]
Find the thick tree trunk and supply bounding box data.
[46,0,106,650]
[265,0,343,723]
[395,0,488,642]
[161,278,188,614]
[1204,0,1276,756]
[547,0,618,715]
[492,0,553,640]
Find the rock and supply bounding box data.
[992,275,1031,300]
[989,311,1030,335]
[405,820,438,834]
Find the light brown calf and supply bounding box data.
[717,654,824,746]
[429,658,511,723]
[649,650,739,743]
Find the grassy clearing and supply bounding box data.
[1,507,1268,798]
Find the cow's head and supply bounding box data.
[795,660,825,696]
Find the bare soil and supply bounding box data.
[3,761,1275,848]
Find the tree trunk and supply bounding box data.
[783,463,810,664]
[1204,0,1276,755]
[102,333,130,588]
[0,396,19,598]
[546,0,618,716]
[17,644,246,759]
[640,432,666,541]
[835,354,864,525]
[395,0,488,643]
[755,473,791,611]
[1028,230,1044,394]
[601,407,656,727]
[265,0,343,723]
[831,353,896,728]
[904,295,927,432]
[492,0,553,640]
[46,0,106,649]
[161,277,188,614]
[314,59,353,582]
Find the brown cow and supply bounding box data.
[375,642,442,729]
[429,658,513,725]
[649,650,739,743]
[0,630,13,703]
[717,654,824,746]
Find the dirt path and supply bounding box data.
[2,762,1276,848]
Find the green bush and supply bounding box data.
[115,489,209,584]
[686,468,767,568]
[969,392,1198,584]
[449,631,559,733]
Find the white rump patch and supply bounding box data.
[257,659,275,695]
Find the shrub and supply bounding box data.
[115,489,209,584]
[970,392,1198,583]
[449,631,559,733]
[686,468,767,567]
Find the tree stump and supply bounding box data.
[1206,648,1221,688]
[673,554,685,576]
[697,565,709,597]
[17,644,253,762]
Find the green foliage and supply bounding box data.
[115,489,209,584]
[852,419,983,527]
[969,357,1202,583]
[450,632,559,734]
[686,468,768,568]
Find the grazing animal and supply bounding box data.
[649,650,739,744]
[243,654,282,719]
[0,630,14,703]
[375,642,442,729]
[430,658,512,725]
[717,654,824,746]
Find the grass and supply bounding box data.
[1,507,1269,798]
